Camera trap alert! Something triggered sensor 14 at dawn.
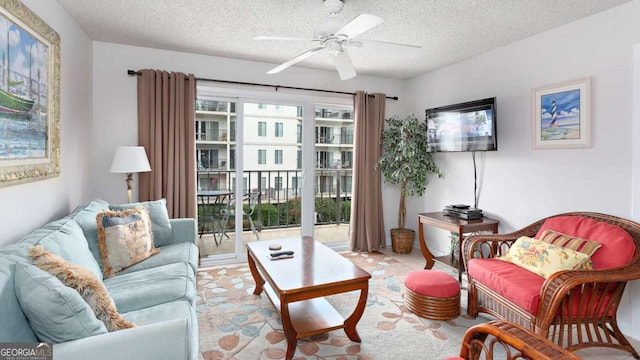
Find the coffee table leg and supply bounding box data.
[247,251,264,295]
[343,284,369,342]
[281,302,298,360]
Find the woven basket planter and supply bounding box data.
[391,228,414,254]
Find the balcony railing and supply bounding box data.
[196,130,228,142]
[315,135,353,145]
[197,169,352,231]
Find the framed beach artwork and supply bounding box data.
[532,78,591,149]
[0,0,60,187]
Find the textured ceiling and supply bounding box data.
[56,0,629,80]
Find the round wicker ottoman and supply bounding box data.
[403,270,460,320]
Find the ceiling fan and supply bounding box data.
[255,0,422,80]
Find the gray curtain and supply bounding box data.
[350,91,386,252]
[136,69,197,219]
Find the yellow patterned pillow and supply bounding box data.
[499,236,592,279]
[96,207,159,278]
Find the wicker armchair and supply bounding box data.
[452,320,580,360]
[462,212,640,358]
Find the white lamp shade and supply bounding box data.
[110,146,152,173]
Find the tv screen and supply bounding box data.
[425,97,497,152]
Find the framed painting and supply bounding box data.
[0,0,60,187]
[532,77,591,149]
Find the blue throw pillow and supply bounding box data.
[110,199,173,247]
[70,199,111,269]
[14,262,108,343]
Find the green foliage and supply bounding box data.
[376,114,440,198]
[258,203,278,227]
[340,200,351,221]
[279,197,302,225]
[315,197,337,223]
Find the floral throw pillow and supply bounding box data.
[498,236,592,279]
[96,207,159,278]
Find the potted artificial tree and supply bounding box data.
[376,114,440,253]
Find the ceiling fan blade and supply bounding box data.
[254,36,313,41]
[360,39,423,57]
[266,46,325,74]
[333,51,356,80]
[336,14,383,39]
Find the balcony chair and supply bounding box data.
[462,212,640,358]
[446,320,580,360]
[219,192,260,241]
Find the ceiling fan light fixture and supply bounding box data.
[322,0,344,16]
[326,40,343,55]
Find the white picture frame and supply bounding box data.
[532,77,591,149]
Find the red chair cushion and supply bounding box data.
[404,270,460,298]
[535,216,635,269]
[468,258,545,314]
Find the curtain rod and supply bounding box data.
[127,70,398,100]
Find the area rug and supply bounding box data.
[196,252,487,360]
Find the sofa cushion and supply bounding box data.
[468,258,545,314]
[536,216,635,269]
[70,199,111,269]
[122,300,198,360]
[118,242,198,275]
[0,254,38,342]
[14,262,108,343]
[29,246,134,332]
[105,262,196,314]
[20,218,104,280]
[110,199,173,247]
[499,237,592,279]
[97,208,159,278]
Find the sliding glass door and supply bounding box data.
[195,86,353,266]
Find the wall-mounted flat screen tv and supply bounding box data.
[425,97,497,152]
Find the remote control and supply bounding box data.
[270,251,294,258]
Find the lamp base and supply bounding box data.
[125,173,133,203]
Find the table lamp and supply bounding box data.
[110,146,151,203]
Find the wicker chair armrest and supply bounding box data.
[462,221,544,260]
[536,263,640,330]
[458,320,580,360]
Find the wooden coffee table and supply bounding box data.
[247,237,371,360]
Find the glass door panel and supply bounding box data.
[196,97,236,262]
[229,102,302,252]
[313,105,353,247]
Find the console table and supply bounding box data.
[418,212,499,283]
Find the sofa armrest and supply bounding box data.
[170,218,197,245]
[53,319,192,360]
[462,221,546,269]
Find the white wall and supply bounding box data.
[405,0,640,338]
[0,1,92,246]
[91,42,406,225]
[630,40,640,344]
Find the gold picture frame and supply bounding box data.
[532,77,591,149]
[0,0,60,187]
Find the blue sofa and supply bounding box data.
[0,199,199,360]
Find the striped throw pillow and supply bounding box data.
[539,229,602,257]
